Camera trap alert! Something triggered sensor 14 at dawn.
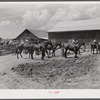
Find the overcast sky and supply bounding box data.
[1,2,100,39]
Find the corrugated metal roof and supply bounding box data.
[48,18,100,32]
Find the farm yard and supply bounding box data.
[0,21,100,89]
[0,49,100,89]
[1,2,100,90]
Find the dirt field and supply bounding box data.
[0,50,100,89]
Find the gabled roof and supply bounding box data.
[28,29,48,38]
[48,18,100,32]
[14,29,48,40]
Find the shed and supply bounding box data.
[13,29,48,42]
[48,18,100,42]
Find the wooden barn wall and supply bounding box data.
[48,30,100,42]
[15,30,38,40]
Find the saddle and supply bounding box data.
[69,44,77,48]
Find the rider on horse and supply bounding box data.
[71,38,77,50]
[19,39,24,47]
[93,39,98,48]
[71,38,77,45]
[93,39,97,45]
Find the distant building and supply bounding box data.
[47,18,100,42]
[13,29,48,42]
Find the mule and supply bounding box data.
[91,42,98,54]
[44,41,62,57]
[78,41,86,54]
[63,42,85,58]
[16,44,24,59]
[15,41,46,60]
[28,44,41,60]
[97,43,100,54]
[29,41,62,60]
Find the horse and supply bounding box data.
[92,42,100,54]
[15,41,45,60]
[91,42,98,54]
[44,41,62,57]
[28,41,62,60]
[78,41,86,54]
[15,44,24,59]
[51,42,62,57]
[8,41,19,53]
[63,41,85,58]
[27,44,42,60]
[0,41,4,50]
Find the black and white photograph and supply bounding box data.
[0,2,100,89]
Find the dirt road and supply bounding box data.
[0,50,89,72]
[0,52,43,72]
[0,50,100,89]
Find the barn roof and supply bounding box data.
[48,18,100,32]
[28,29,48,38]
[14,29,48,40]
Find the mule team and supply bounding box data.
[15,39,62,60]
[9,38,100,60]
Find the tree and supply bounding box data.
[0,37,2,40]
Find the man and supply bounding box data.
[20,40,24,46]
[92,39,98,53]
[93,39,97,44]
[8,40,13,45]
[71,38,77,46]
[70,38,77,50]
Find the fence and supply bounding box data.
[0,44,16,56]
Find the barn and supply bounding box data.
[13,29,48,42]
[47,18,100,43]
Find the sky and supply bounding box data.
[1,2,100,39]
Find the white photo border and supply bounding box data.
[0,1,100,99]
